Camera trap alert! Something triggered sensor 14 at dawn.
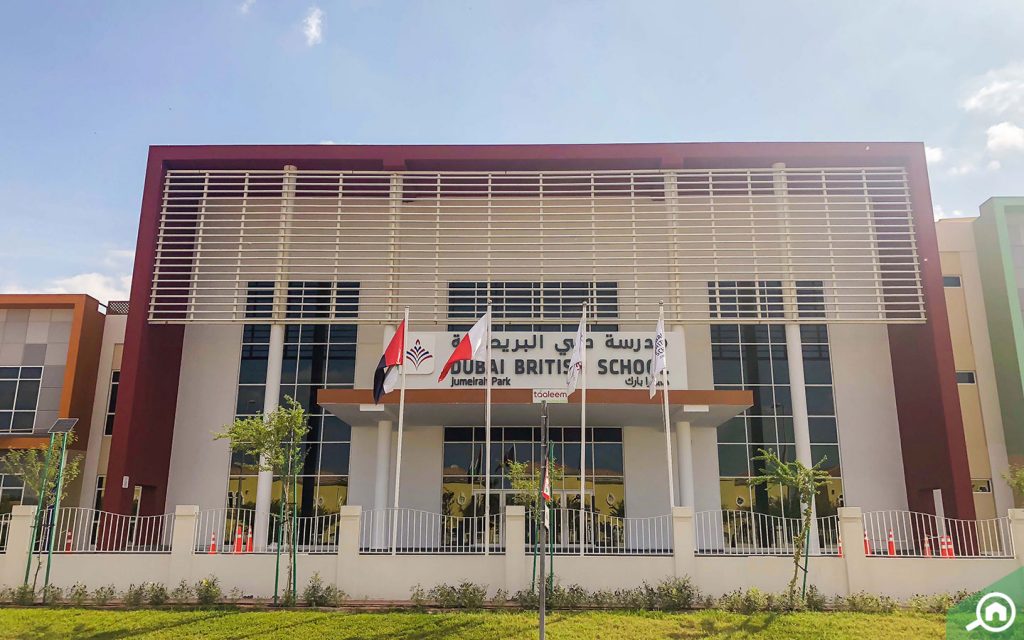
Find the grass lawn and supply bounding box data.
[0,608,946,639]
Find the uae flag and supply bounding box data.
[437,312,491,382]
[373,320,406,404]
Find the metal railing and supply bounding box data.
[194,508,341,554]
[35,507,174,553]
[0,513,10,552]
[194,508,272,554]
[360,508,505,554]
[695,510,840,556]
[526,508,673,555]
[862,510,1014,558]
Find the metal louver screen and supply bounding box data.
[149,167,924,325]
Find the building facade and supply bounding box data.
[78,142,979,532]
[4,144,1003,565]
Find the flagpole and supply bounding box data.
[579,301,587,556]
[484,303,492,556]
[391,307,409,555]
[659,301,676,510]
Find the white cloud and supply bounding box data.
[986,121,1024,154]
[925,146,944,163]
[319,140,336,145]
[988,159,1002,171]
[947,162,976,176]
[303,7,324,46]
[963,63,1024,118]
[0,273,132,304]
[239,0,255,13]
[0,249,135,304]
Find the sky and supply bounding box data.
[0,1,1022,303]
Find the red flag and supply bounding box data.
[373,320,405,403]
[437,312,490,382]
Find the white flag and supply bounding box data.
[649,316,666,398]
[565,314,586,394]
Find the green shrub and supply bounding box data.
[422,582,487,609]
[548,584,590,609]
[170,580,193,604]
[410,584,428,610]
[302,573,344,607]
[123,584,146,607]
[652,577,702,611]
[804,585,828,612]
[907,591,969,613]
[13,584,36,606]
[717,588,770,614]
[195,577,222,606]
[42,584,63,605]
[279,588,296,607]
[66,583,89,607]
[227,587,245,604]
[837,591,898,613]
[0,586,13,604]
[92,585,116,606]
[146,583,169,606]
[513,588,538,609]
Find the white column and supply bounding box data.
[373,420,393,548]
[254,323,285,548]
[374,420,393,510]
[675,421,695,509]
[786,322,820,554]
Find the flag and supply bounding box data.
[373,320,405,404]
[438,312,491,382]
[649,316,666,398]
[541,465,552,503]
[565,313,586,395]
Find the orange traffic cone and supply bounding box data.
[234,524,243,554]
[923,537,932,557]
[863,531,872,556]
[837,535,843,558]
[246,527,254,553]
[208,532,217,554]
[943,535,956,558]
[887,529,896,556]
[64,528,73,552]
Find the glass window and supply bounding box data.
[447,281,619,331]
[227,281,358,518]
[104,371,119,436]
[0,367,42,434]
[956,371,976,384]
[943,275,962,288]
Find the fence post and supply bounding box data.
[1008,509,1024,567]
[336,505,361,597]
[0,505,35,586]
[671,506,695,578]
[837,506,865,596]
[169,505,199,586]
[504,505,526,594]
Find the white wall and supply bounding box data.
[164,325,243,512]
[624,425,673,518]
[829,324,908,511]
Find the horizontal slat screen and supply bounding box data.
[149,167,924,325]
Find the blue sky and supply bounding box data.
[1,1,1022,303]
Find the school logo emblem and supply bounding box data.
[404,336,435,374]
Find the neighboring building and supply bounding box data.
[962,198,1024,501]
[936,217,1013,516]
[68,141,975,549]
[0,295,106,514]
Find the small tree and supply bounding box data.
[1003,465,1024,505]
[749,448,829,605]
[215,396,309,605]
[1,432,82,591]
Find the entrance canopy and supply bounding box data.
[317,388,752,428]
